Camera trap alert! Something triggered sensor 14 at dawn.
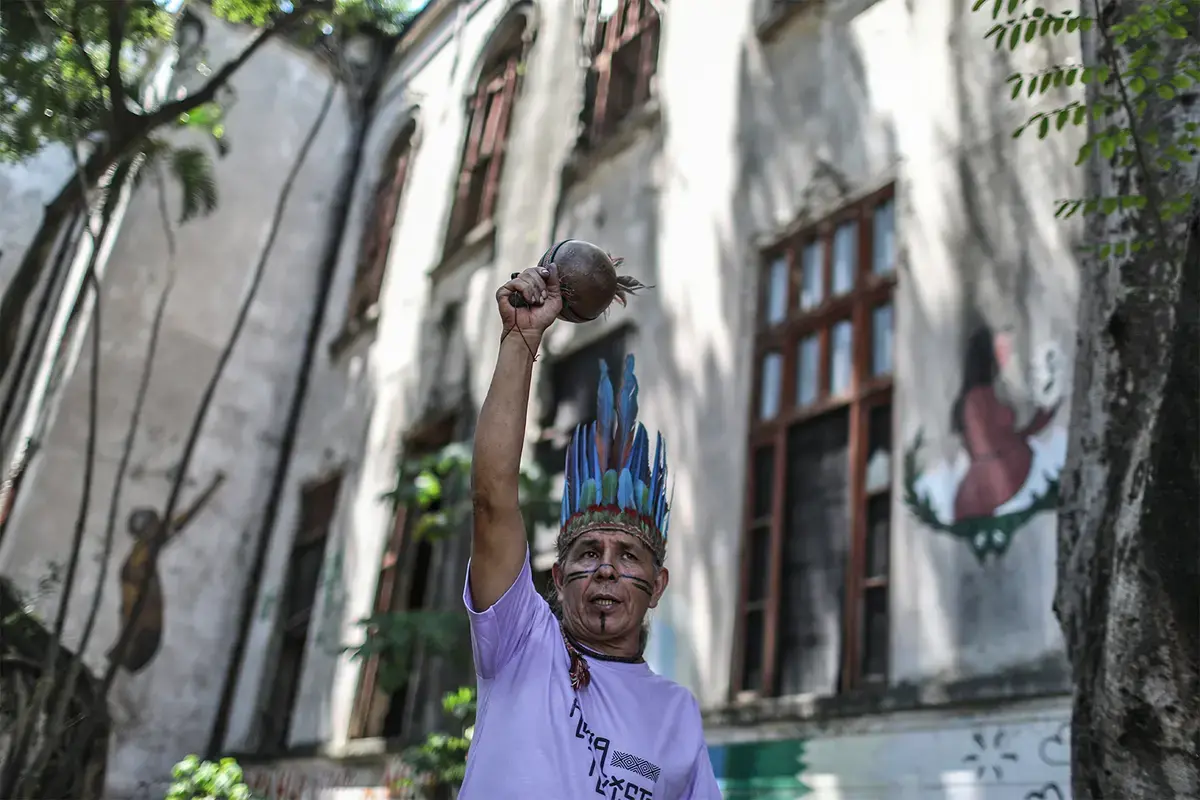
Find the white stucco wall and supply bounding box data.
[0,11,352,798]
[0,146,75,293]
[226,0,585,752]
[239,0,1085,751]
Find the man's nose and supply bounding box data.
[594,562,618,580]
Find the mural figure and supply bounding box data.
[903,325,1066,560]
[110,471,226,673]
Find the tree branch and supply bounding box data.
[65,5,106,91]
[134,4,322,135]
[106,0,129,132]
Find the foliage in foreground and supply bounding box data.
[165,755,255,800]
[347,441,557,695]
[394,687,477,797]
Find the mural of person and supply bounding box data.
[109,471,226,673]
[903,324,1067,560]
[950,327,1059,521]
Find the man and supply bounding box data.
[460,263,721,798]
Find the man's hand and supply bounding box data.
[496,264,563,338]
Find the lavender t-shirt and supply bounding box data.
[459,554,721,800]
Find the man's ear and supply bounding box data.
[648,566,669,609]
[552,561,565,591]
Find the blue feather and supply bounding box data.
[617,469,634,507]
[627,425,648,479]
[649,432,664,500]
[634,479,648,515]
[589,421,602,483]
[560,489,570,526]
[616,355,638,465]
[595,360,614,468]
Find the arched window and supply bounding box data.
[444,8,532,255]
[347,121,416,325]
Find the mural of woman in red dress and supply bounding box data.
[903,324,1066,560]
[951,327,1058,521]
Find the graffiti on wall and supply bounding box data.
[110,471,226,673]
[903,325,1067,560]
[708,739,810,798]
[242,757,417,800]
[706,713,1070,798]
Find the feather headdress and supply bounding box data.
[557,354,670,565]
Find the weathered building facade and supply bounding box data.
[0,0,1084,797]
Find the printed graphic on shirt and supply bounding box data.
[570,696,662,799]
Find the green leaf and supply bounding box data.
[1129,76,1147,94]
[1158,84,1177,100]
[1065,67,1078,85]
[169,147,219,223]
[1038,116,1050,138]
[1009,23,1023,49]
[1056,109,1070,130]
[1099,136,1117,160]
[1076,140,1093,165]
[1166,21,1189,37]
[1025,20,1038,41]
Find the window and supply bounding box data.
[346,128,414,325]
[444,21,527,255]
[349,418,458,740]
[580,0,662,149]
[736,186,896,698]
[261,473,342,751]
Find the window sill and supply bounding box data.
[328,305,381,360]
[707,656,1071,731]
[756,0,825,41]
[431,218,497,281]
[566,99,662,189]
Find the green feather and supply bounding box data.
[602,470,619,504]
[581,479,598,509]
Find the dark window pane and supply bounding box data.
[762,255,789,325]
[741,610,765,692]
[800,241,825,310]
[865,403,893,495]
[776,408,850,697]
[861,586,889,681]
[872,198,896,275]
[871,303,894,377]
[747,525,771,603]
[832,221,857,294]
[287,543,326,617]
[866,493,891,579]
[759,352,783,420]
[829,321,853,396]
[751,446,774,519]
[795,335,820,407]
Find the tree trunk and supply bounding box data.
[1053,4,1200,798]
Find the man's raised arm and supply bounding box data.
[469,264,562,612]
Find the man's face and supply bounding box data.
[553,529,669,652]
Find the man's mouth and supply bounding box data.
[591,597,620,608]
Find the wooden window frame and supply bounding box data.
[733,185,898,699]
[262,473,342,751]
[444,51,522,256]
[346,133,414,326]
[347,415,459,740]
[581,0,662,148]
